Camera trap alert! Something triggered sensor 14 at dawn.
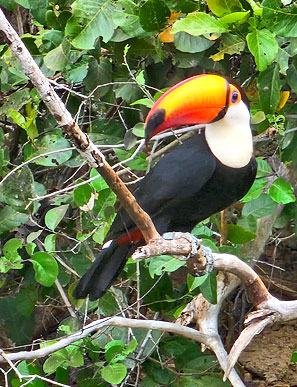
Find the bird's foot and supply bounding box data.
[162,232,200,260]
[200,246,214,275]
[162,232,213,275]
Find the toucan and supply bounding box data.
[74,74,257,301]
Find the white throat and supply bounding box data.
[205,100,253,168]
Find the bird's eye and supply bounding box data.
[231,91,239,103]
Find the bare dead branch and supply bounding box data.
[0,316,243,386]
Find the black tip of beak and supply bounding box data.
[145,109,166,144]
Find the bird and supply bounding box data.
[73,74,257,301]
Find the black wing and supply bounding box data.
[106,133,216,240]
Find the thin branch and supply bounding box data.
[0,316,212,362]
[54,279,76,318]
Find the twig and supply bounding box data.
[54,279,76,318]
[0,316,212,362]
[0,349,22,379]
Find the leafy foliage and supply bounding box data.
[0,0,297,385]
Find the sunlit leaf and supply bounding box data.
[71,0,117,47]
[247,29,278,71]
[206,0,243,17]
[227,224,256,244]
[101,363,127,384]
[268,178,295,204]
[172,12,228,36]
[31,252,59,287]
[45,204,69,231]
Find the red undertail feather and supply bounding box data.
[116,229,143,244]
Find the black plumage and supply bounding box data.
[74,131,257,300]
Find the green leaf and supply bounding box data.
[291,351,297,362]
[287,62,297,94]
[0,297,34,345]
[263,2,297,37]
[200,271,217,304]
[45,204,69,231]
[268,178,295,204]
[101,363,127,384]
[246,29,278,71]
[94,188,116,221]
[257,64,280,114]
[8,109,26,128]
[206,0,243,17]
[237,214,257,233]
[27,230,43,244]
[0,206,29,233]
[31,252,59,287]
[132,122,145,138]
[64,57,89,83]
[84,57,112,98]
[124,338,137,355]
[3,238,23,261]
[172,12,228,36]
[71,0,117,47]
[0,88,31,116]
[112,0,147,38]
[74,183,92,207]
[220,11,250,24]
[44,38,71,71]
[241,177,267,202]
[139,0,170,32]
[136,70,145,85]
[25,242,36,256]
[131,98,154,108]
[68,347,84,367]
[149,255,186,278]
[0,256,23,273]
[0,166,36,212]
[44,234,57,252]
[242,194,278,218]
[114,148,148,171]
[43,349,68,375]
[105,340,125,363]
[275,47,290,75]
[174,33,215,53]
[15,286,38,317]
[187,273,208,291]
[256,158,272,177]
[0,238,23,273]
[16,360,44,387]
[251,110,266,124]
[211,33,245,61]
[227,224,256,244]
[29,0,49,25]
[24,134,72,166]
[90,169,109,191]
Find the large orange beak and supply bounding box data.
[145,74,242,142]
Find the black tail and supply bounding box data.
[73,241,134,301]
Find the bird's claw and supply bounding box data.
[162,232,213,274]
[162,232,201,260]
[201,246,214,274]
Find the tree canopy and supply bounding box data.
[0,0,297,385]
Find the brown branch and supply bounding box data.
[0,9,159,243]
